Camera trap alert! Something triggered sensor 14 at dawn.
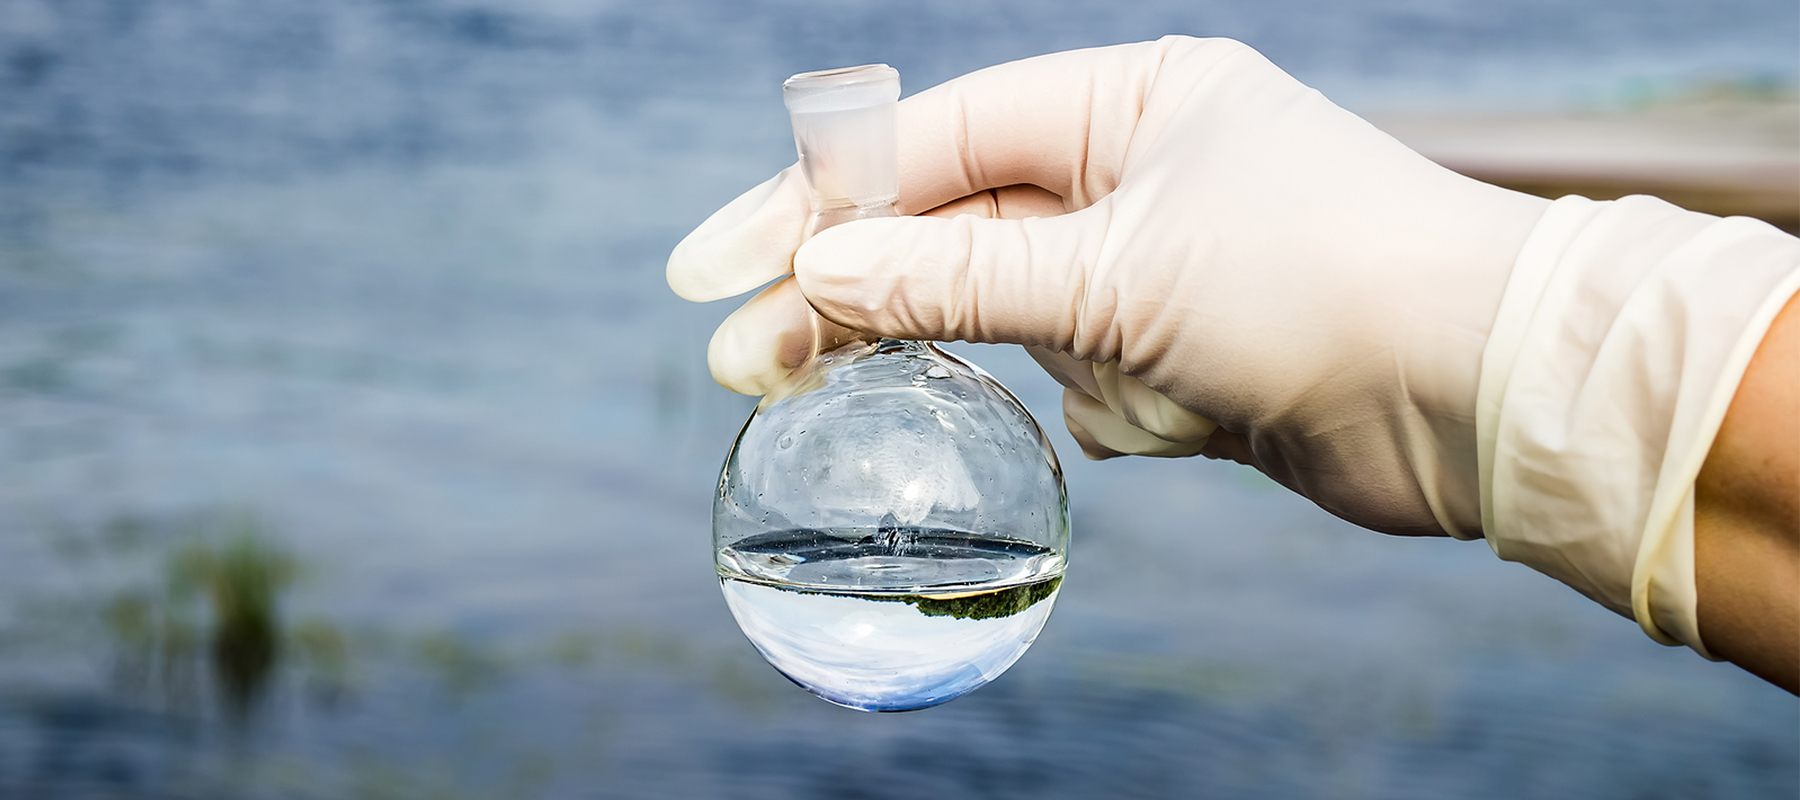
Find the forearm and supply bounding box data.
[1694,290,1799,693]
[1475,196,1800,691]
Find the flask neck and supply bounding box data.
[800,201,903,364]
[781,64,906,372]
[809,202,898,236]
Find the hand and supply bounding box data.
[669,36,1549,538]
[670,35,1800,676]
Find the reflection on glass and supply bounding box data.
[716,337,1069,711]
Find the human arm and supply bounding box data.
[1695,291,1799,693]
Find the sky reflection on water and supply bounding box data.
[1,1,1796,798]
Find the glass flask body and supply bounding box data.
[714,339,1069,711]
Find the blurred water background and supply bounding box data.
[1,1,1796,798]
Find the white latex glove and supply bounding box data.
[670,36,1549,539]
[1479,195,1800,653]
[668,36,1800,653]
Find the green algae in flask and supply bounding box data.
[712,64,1070,712]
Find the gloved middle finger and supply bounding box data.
[894,41,1160,216]
[918,184,1069,221]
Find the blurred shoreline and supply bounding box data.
[1374,89,1800,233]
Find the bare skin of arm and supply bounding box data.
[1695,289,1800,694]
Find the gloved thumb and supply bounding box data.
[793,203,1108,354]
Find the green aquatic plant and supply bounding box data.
[44,512,333,720]
[891,576,1062,620]
[168,523,298,718]
[779,576,1064,621]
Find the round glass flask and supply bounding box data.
[713,65,1070,713]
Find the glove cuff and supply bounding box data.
[1477,195,1800,657]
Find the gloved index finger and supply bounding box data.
[666,167,811,303]
[672,40,1175,304]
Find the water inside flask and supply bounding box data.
[712,64,1071,712]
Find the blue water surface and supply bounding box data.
[0,1,1796,798]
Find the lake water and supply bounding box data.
[1,1,1796,798]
